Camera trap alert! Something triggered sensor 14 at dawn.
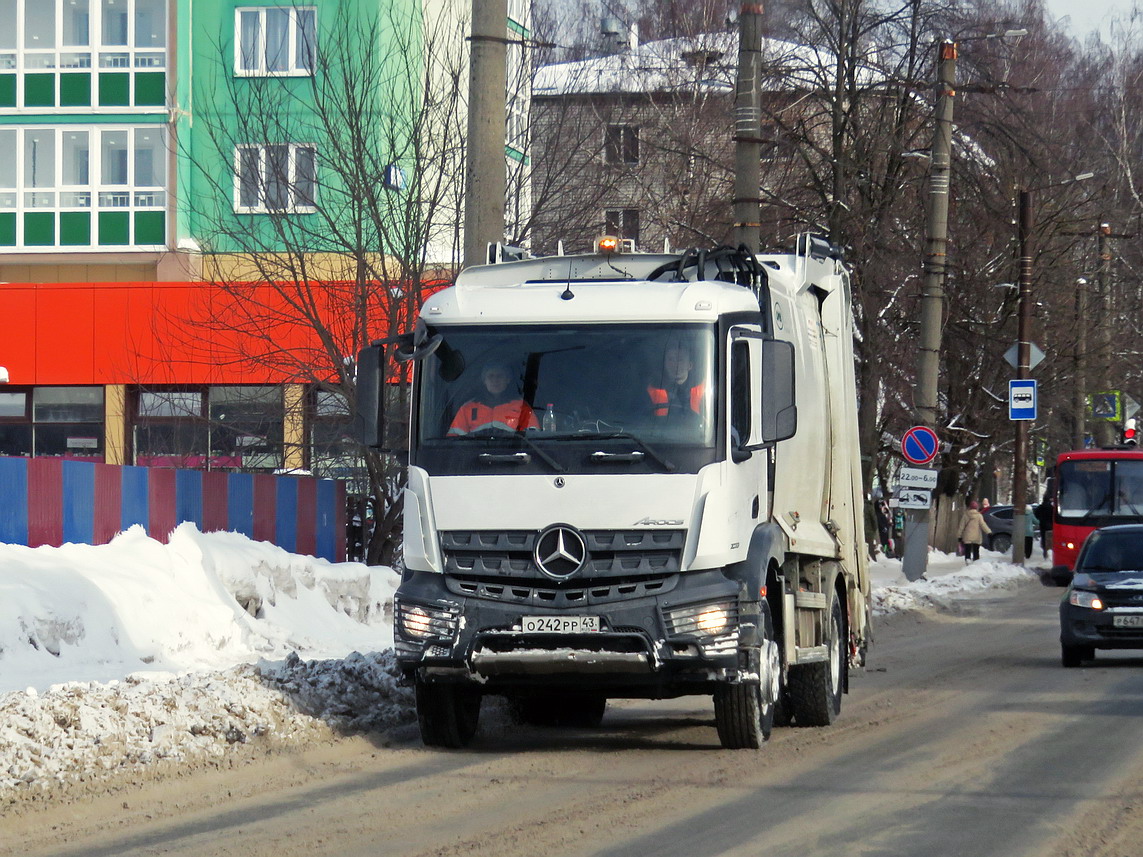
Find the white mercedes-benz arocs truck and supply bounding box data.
[356,236,871,749]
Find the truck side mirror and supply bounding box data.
[761,339,797,444]
[355,345,385,448]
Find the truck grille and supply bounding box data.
[444,572,676,608]
[440,529,685,579]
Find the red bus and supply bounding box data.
[1051,448,1143,581]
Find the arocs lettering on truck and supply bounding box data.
[357,236,872,749]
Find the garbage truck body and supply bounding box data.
[357,238,871,749]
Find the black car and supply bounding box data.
[1059,524,1143,667]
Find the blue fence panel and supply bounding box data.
[62,460,95,545]
[175,469,204,530]
[227,472,255,538]
[316,479,336,562]
[0,457,29,545]
[120,466,149,532]
[275,478,298,553]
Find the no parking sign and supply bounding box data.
[901,426,939,465]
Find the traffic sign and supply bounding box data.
[901,426,939,465]
[1089,391,1122,421]
[898,489,933,510]
[1009,380,1037,421]
[1003,342,1045,371]
[1126,394,1140,420]
[899,466,938,489]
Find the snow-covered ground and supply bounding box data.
[0,529,1040,805]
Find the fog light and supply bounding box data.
[695,607,730,633]
[396,599,460,640]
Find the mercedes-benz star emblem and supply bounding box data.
[533,524,588,580]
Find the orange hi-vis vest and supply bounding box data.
[448,399,540,435]
[647,383,705,417]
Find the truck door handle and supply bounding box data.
[590,451,645,463]
[478,452,532,464]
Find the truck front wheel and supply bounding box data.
[415,679,481,748]
[789,594,844,726]
[714,603,778,749]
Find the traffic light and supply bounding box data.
[1124,418,1138,446]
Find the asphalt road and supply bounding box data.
[6,577,1142,857]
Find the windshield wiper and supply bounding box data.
[578,432,676,473]
[451,432,565,472]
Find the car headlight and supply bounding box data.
[1068,590,1104,610]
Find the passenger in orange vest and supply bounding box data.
[647,343,705,417]
[448,364,540,435]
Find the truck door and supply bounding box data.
[726,326,767,550]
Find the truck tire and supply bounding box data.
[415,679,481,748]
[511,693,607,728]
[714,603,778,749]
[788,595,844,727]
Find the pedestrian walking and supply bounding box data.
[957,500,992,563]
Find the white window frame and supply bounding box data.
[234,7,316,77]
[1,124,166,250]
[233,143,317,214]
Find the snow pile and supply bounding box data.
[868,549,1040,615]
[0,531,1037,807]
[0,523,397,695]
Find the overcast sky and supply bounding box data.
[1044,0,1138,38]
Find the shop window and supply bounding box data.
[311,388,360,480]
[134,389,207,466]
[32,386,104,458]
[209,385,283,471]
[0,390,30,457]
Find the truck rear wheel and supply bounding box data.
[714,603,778,749]
[415,679,481,748]
[789,594,844,727]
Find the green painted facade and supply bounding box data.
[2,0,424,256]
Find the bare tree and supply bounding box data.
[180,1,470,565]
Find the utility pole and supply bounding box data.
[463,0,508,270]
[733,3,765,253]
[1093,223,1115,446]
[902,39,956,582]
[1012,189,1033,565]
[1074,277,1087,449]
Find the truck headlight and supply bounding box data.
[1068,590,1104,610]
[396,599,460,640]
[665,600,738,637]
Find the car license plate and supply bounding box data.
[522,615,599,633]
[1112,615,1143,628]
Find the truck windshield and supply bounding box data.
[1058,459,1143,520]
[416,324,716,450]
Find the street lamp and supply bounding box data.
[1011,172,1095,565]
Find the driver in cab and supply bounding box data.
[448,363,540,435]
[648,343,704,418]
